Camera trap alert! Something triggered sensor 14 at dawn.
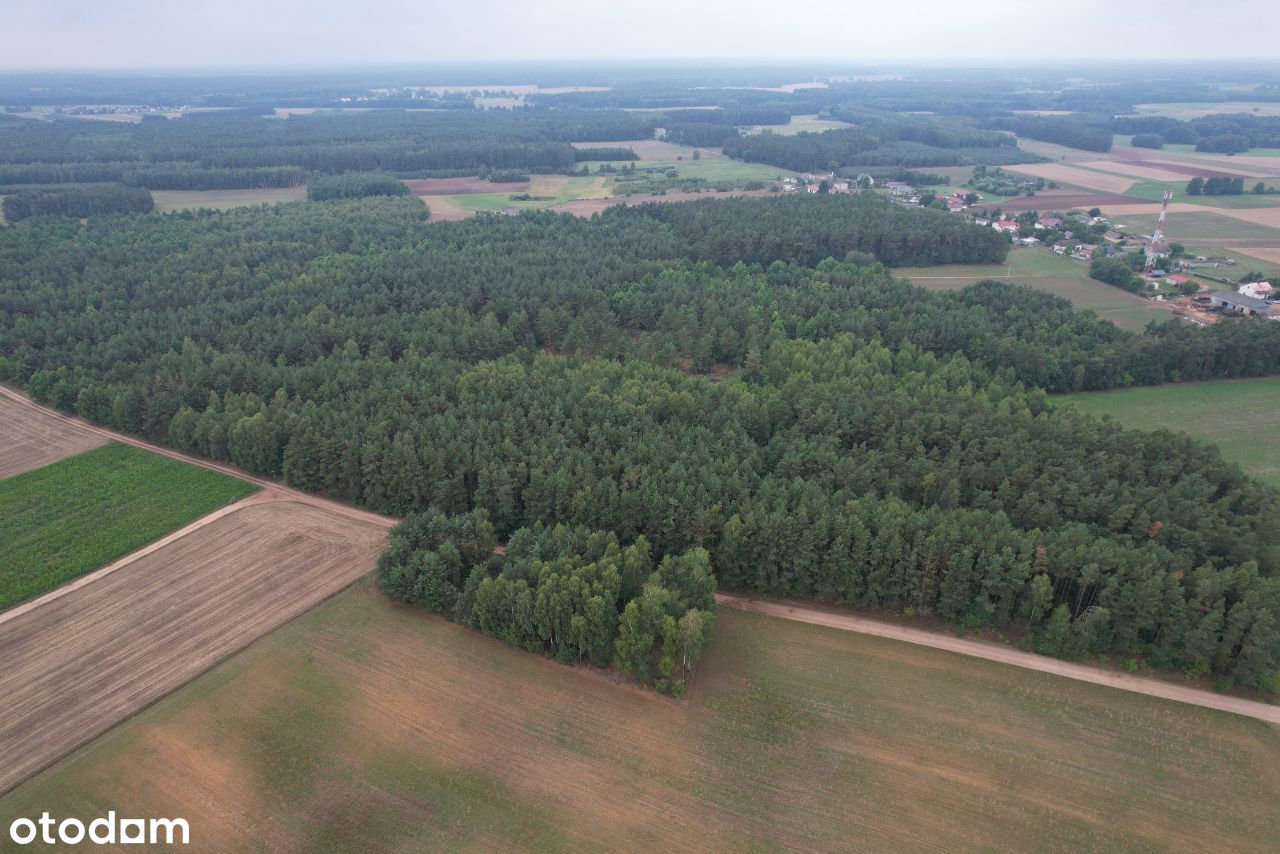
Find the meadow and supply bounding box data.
[895,248,1174,331]
[4,579,1276,851]
[743,113,854,135]
[0,442,256,610]
[1059,376,1280,488]
[151,186,308,213]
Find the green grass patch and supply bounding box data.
[1057,377,1280,488]
[0,443,256,610]
[1110,211,1280,241]
[1120,179,1280,209]
[895,248,1173,331]
[743,114,854,135]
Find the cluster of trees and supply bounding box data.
[376,509,715,694]
[573,146,638,161]
[986,115,1113,152]
[0,183,153,221]
[1131,132,1165,149]
[723,114,1034,172]
[4,194,1280,687]
[1114,114,1280,154]
[306,172,410,201]
[0,161,308,189]
[1089,253,1145,294]
[1186,176,1246,196]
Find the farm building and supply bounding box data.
[1165,273,1191,288]
[1053,239,1075,254]
[1211,290,1274,317]
[1239,281,1274,300]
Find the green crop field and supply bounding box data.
[895,248,1174,331]
[1109,211,1280,241]
[1121,180,1280,209]
[1058,376,1280,488]
[4,580,1276,850]
[0,443,256,610]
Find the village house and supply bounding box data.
[1053,239,1075,255]
[1072,243,1099,260]
[1165,273,1191,289]
[993,219,1019,234]
[1035,215,1062,230]
[1239,281,1275,300]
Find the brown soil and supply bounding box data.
[0,394,107,479]
[0,499,388,795]
[1005,163,1137,194]
[979,189,1135,212]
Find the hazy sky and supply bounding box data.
[4,0,1276,69]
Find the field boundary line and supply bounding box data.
[715,593,1280,724]
[0,491,279,626]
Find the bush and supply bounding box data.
[1131,133,1164,149]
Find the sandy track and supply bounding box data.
[0,395,106,479]
[715,594,1280,724]
[0,500,388,795]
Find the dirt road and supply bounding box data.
[716,594,1280,725]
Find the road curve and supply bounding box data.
[716,593,1280,725]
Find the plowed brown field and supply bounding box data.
[0,500,387,794]
[0,395,106,479]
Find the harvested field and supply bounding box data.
[1230,244,1280,266]
[4,583,1277,851]
[1005,163,1137,194]
[982,189,1133,213]
[0,442,256,611]
[420,195,474,221]
[1082,159,1210,181]
[402,176,530,195]
[0,499,387,795]
[0,393,105,479]
[151,187,307,213]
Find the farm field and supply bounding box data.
[743,113,853,135]
[895,249,1174,331]
[1110,210,1280,242]
[0,392,106,479]
[449,175,608,213]
[0,499,388,795]
[1059,376,1280,488]
[1120,180,1280,209]
[150,186,308,212]
[3,581,1276,851]
[0,442,256,611]
[1005,163,1136,194]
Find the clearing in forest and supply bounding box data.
[1059,376,1280,488]
[0,442,256,610]
[895,249,1174,332]
[3,582,1275,851]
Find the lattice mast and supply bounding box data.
[1145,189,1173,273]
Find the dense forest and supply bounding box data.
[1,183,153,221]
[2,191,1279,689]
[0,110,657,189]
[1113,113,1280,154]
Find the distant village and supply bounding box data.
[782,172,1280,323]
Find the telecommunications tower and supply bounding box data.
[1144,189,1173,274]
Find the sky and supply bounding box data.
[3,0,1277,69]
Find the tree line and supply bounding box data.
[1,183,153,221]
